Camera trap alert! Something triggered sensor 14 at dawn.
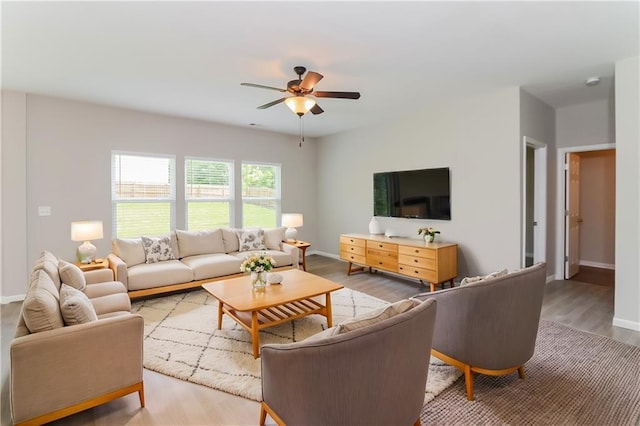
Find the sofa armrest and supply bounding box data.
[107,253,128,288]
[10,314,144,424]
[84,268,114,284]
[281,243,300,267]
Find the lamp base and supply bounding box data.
[77,241,97,264]
[285,227,298,242]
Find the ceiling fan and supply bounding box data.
[241,66,361,116]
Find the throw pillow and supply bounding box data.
[22,270,65,333]
[141,236,176,264]
[263,227,286,251]
[337,299,417,334]
[460,268,509,286]
[237,229,267,252]
[175,229,225,257]
[114,238,146,267]
[59,283,98,325]
[221,228,240,253]
[58,260,87,291]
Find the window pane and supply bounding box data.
[186,160,231,199]
[116,202,172,238]
[243,200,277,228]
[187,202,231,231]
[242,164,277,198]
[114,154,173,199]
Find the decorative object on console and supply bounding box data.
[70,220,103,264]
[368,217,383,234]
[418,227,440,243]
[282,213,303,241]
[240,252,276,289]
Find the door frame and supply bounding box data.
[521,136,547,268]
[555,143,616,279]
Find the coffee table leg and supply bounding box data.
[325,292,333,327]
[252,311,260,358]
[217,300,223,329]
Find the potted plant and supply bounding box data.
[418,227,440,243]
[240,252,276,289]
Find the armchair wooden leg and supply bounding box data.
[259,403,267,426]
[138,381,145,407]
[414,419,421,426]
[518,366,525,379]
[464,364,474,401]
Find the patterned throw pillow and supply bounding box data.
[141,236,176,264]
[237,229,267,252]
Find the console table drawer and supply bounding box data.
[340,244,366,256]
[367,254,398,271]
[398,245,436,260]
[398,255,436,270]
[398,265,437,282]
[366,240,397,253]
[340,251,366,265]
[340,236,366,247]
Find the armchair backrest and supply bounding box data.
[260,298,437,426]
[418,262,547,370]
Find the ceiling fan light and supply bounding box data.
[285,96,316,116]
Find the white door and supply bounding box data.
[565,153,581,278]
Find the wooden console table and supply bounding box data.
[340,233,458,292]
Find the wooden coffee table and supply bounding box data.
[202,269,344,358]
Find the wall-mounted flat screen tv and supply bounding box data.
[373,167,451,220]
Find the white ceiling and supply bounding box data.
[2,1,638,138]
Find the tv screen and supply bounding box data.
[373,167,451,220]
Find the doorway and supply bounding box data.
[522,137,547,268]
[555,144,616,280]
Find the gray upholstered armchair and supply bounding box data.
[259,298,438,426]
[413,262,547,400]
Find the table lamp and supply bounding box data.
[71,220,104,263]
[282,213,303,242]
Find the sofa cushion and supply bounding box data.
[22,270,65,333]
[337,299,417,334]
[221,228,240,253]
[114,238,146,267]
[263,227,286,251]
[127,260,194,291]
[237,229,266,252]
[89,293,132,316]
[180,253,242,280]
[176,229,225,257]
[232,250,292,268]
[141,235,177,263]
[460,268,509,286]
[59,283,98,325]
[84,281,127,299]
[58,260,87,291]
[32,250,61,290]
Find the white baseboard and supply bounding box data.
[579,260,615,270]
[612,317,640,332]
[545,274,555,284]
[311,250,340,260]
[1,293,26,304]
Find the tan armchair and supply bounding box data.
[413,262,547,400]
[259,298,438,426]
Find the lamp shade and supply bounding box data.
[71,221,104,242]
[284,96,316,116]
[282,213,303,228]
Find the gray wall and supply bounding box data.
[1,93,318,299]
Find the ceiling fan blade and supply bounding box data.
[241,82,287,92]
[300,71,323,91]
[310,104,324,115]
[313,91,361,100]
[257,97,288,109]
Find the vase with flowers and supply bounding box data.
[418,227,440,243]
[240,252,276,289]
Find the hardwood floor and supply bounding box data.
[1,255,638,425]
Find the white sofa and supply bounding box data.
[108,227,299,298]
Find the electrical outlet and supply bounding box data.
[38,206,51,216]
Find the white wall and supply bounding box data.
[556,99,613,147]
[1,92,319,300]
[579,150,616,268]
[316,87,521,278]
[614,56,640,331]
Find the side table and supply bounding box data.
[74,258,108,272]
[285,241,311,271]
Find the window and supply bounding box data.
[241,162,281,228]
[112,152,175,238]
[185,158,234,231]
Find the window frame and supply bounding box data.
[241,161,282,228]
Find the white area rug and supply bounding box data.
[132,288,462,402]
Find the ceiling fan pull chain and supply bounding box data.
[299,116,304,147]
